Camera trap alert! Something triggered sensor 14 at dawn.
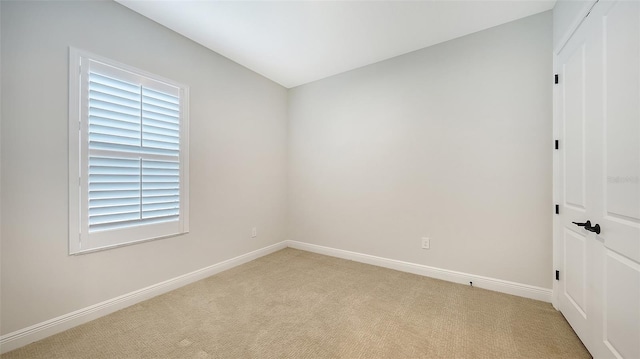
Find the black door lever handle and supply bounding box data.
[586,223,601,234]
[572,220,601,234]
[572,221,591,227]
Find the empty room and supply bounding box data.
[1,0,638,358]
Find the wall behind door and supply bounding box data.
[288,11,553,288]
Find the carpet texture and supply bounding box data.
[2,248,590,358]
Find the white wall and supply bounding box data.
[1,0,554,339]
[288,11,553,289]
[0,1,288,334]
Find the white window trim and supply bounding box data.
[69,47,190,255]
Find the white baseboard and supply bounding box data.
[286,240,552,303]
[0,241,287,354]
[1,239,552,354]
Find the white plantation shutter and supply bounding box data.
[69,48,189,254]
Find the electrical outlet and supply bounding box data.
[251,227,257,238]
[421,237,430,249]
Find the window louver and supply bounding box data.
[87,72,180,232]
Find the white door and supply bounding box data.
[556,1,640,358]
[556,3,600,350]
[591,1,640,357]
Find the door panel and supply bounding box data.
[604,0,640,224]
[602,0,640,266]
[603,250,640,359]
[564,43,587,209]
[564,229,587,316]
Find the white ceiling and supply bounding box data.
[116,0,555,88]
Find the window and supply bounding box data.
[69,48,189,254]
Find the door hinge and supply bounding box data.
[555,140,559,150]
[555,74,559,84]
[555,204,560,214]
[555,270,560,281]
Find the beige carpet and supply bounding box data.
[2,248,590,359]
